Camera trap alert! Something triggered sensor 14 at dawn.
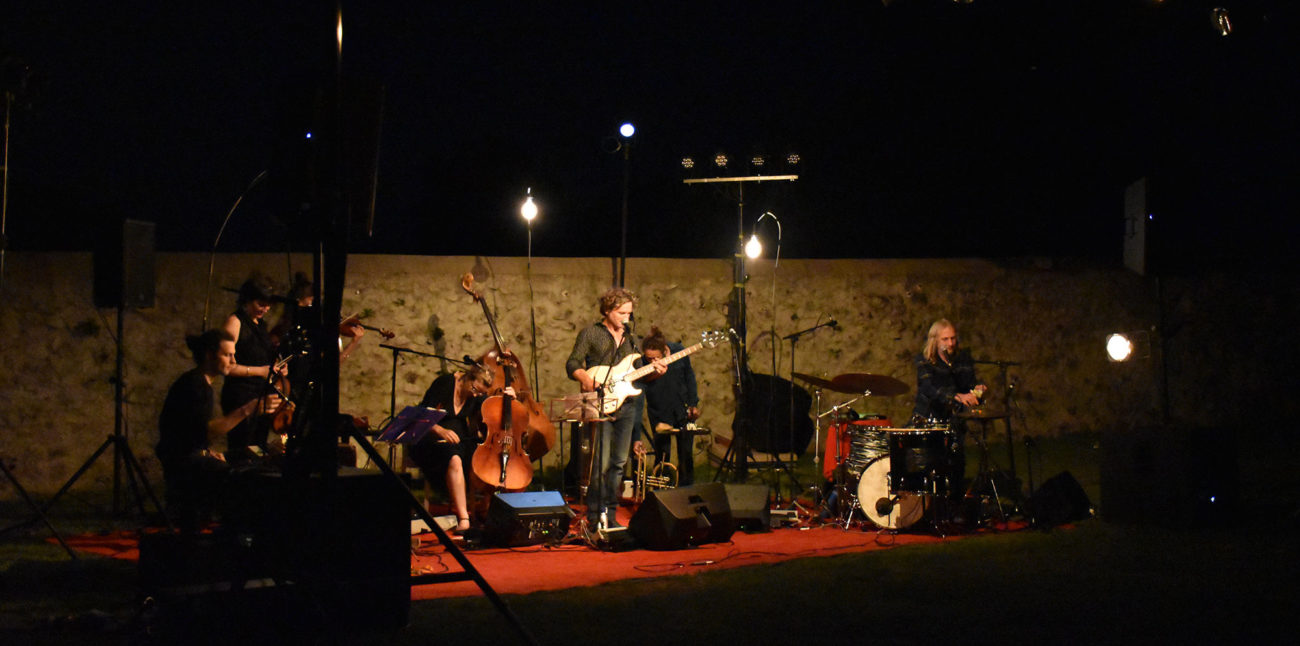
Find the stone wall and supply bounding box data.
[0,251,1288,497]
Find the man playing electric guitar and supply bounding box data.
[565,288,666,530]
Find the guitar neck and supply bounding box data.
[625,342,702,382]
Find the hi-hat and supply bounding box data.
[829,373,909,396]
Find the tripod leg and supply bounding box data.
[0,459,77,559]
[346,426,538,646]
[40,436,116,514]
[114,436,169,524]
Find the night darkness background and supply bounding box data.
[2,1,1296,263]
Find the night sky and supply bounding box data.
[2,1,1296,262]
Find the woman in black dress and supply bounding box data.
[410,363,510,532]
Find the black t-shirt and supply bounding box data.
[157,368,214,464]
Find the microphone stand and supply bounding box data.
[378,343,474,424]
[972,358,1022,490]
[784,318,836,500]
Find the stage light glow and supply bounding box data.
[304,132,313,139]
[619,122,635,138]
[751,155,767,168]
[520,189,538,222]
[745,234,763,259]
[681,156,695,169]
[336,9,344,50]
[714,153,729,168]
[1212,8,1232,36]
[786,153,801,166]
[1106,333,1134,362]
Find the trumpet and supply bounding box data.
[633,442,678,502]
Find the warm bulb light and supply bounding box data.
[745,234,763,259]
[1106,334,1134,362]
[521,195,538,222]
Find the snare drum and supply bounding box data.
[823,418,891,481]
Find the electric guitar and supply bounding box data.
[586,329,727,415]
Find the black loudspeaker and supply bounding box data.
[93,218,155,308]
[723,483,772,532]
[142,468,410,632]
[629,482,734,550]
[483,491,574,547]
[1029,471,1093,527]
[1101,426,1239,526]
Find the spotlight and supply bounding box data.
[750,154,767,169]
[745,234,763,259]
[681,156,696,170]
[1211,7,1232,36]
[520,188,538,222]
[714,153,729,169]
[619,122,636,138]
[1106,333,1134,362]
[785,153,801,166]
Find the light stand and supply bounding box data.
[747,211,801,501]
[0,68,77,556]
[684,173,797,482]
[616,122,633,287]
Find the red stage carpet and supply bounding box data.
[55,516,1027,600]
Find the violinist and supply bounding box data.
[278,271,370,368]
[565,288,666,530]
[221,273,288,465]
[410,363,514,533]
[156,330,282,531]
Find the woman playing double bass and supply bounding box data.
[409,363,514,533]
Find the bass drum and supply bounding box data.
[857,457,924,530]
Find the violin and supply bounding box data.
[267,355,296,442]
[460,273,556,461]
[340,313,395,339]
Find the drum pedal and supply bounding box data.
[769,509,799,528]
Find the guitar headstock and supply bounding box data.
[460,273,483,302]
[700,329,728,349]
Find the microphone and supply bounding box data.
[875,497,896,516]
[463,354,480,368]
[827,318,839,330]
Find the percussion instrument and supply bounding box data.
[822,417,891,481]
[857,457,924,529]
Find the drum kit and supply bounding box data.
[795,372,966,532]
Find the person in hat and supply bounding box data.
[220,272,288,464]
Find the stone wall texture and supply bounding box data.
[0,251,1292,497]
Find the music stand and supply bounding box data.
[376,406,447,445]
[550,392,610,506]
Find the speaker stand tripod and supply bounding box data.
[39,305,166,526]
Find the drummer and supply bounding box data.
[913,319,986,500]
[913,319,986,422]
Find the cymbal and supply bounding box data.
[829,373,910,396]
[791,372,836,391]
[957,408,1009,420]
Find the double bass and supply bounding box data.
[461,274,556,488]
